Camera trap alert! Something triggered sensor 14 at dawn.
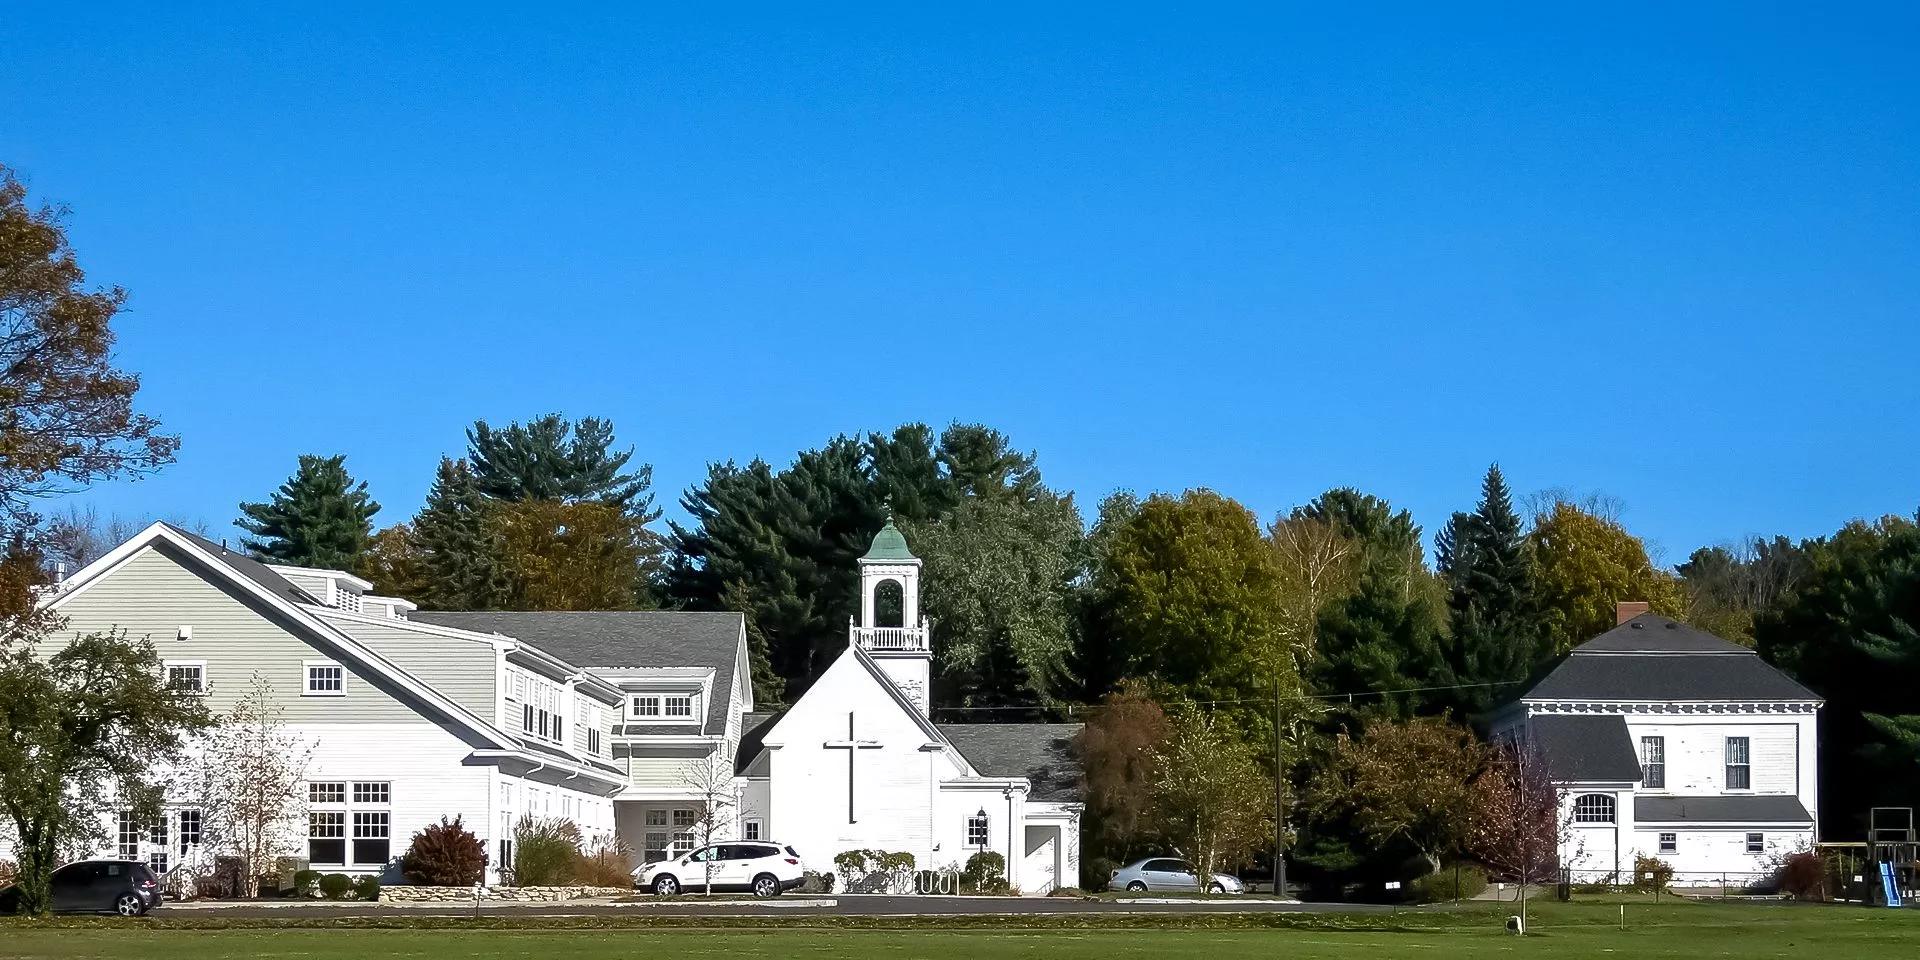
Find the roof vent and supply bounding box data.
[1630,621,1643,629]
[1665,621,1677,629]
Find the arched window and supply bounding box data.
[873,579,905,627]
[1573,794,1616,824]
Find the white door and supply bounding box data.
[1022,827,1058,894]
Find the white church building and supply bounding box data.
[1494,604,1822,883]
[20,519,1080,893]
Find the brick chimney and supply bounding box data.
[1616,601,1651,625]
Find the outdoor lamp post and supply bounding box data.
[976,807,988,892]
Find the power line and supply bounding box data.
[930,677,1533,716]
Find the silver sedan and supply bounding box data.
[1107,857,1245,894]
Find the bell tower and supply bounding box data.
[850,515,932,716]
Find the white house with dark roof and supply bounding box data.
[1494,605,1822,882]
[22,523,629,885]
[731,521,1083,894]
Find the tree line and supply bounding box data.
[4,161,1917,903]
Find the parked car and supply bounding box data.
[1108,857,1245,894]
[0,860,163,916]
[632,842,806,898]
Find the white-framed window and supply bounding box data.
[353,781,391,805]
[1726,737,1752,790]
[1640,736,1665,789]
[672,809,697,829]
[671,808,697,854]
[1573,794,1616,824]
[644,831,670,862]
[116,811,141,859]
[165,660,207,695]
[744,819,763,841]
[630,695,661,719]
[309,812,346,865]
[664,694,695,718]
[177,809,203,850]
[1659,832,1677,854]
[1747,832,1765,854]
[645,810,668,827]
[304,660,345,696]
[309,781,347,804]
[353,812,391,865]
[587,727,603,756]
[967,813,989,847]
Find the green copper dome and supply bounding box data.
[862,520,917,561]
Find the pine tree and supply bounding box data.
[466,414,658,518]
[1436,464,1544,717]
[235,454,379,569]
[411,458,509,610]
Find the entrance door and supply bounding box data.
[1022,827,1058,894]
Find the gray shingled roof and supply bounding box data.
[1634,795,1813,824]
[1528,715,1642,783]
[1522,615,1819,702]
[165,524,319,607]
[937,723,1083,802]
[414,611,743,734]
[735,711,780,776]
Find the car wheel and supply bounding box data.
[1208,882,1226,894]
[652,875,680,896]
[114,893,144,917]
[752,874,780,899]
[1126,881,1147,892]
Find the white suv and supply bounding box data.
[633,842,806,898]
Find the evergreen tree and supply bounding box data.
[466,414,658,518]
[411,458,510,610]
[1434,465,1543,717]
[235,454,379,569]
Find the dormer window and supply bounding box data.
[631,695,661,718]
[665,694,695,718]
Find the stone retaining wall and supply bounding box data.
[381,884,629,903]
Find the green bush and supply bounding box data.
[796,871,835,894]
[351,876,381,901]
[1082,856,1116,892]
[291,870,321,899]
[1633,855,1674,892]
[400,816,488,886]
[1409,864,1488,903]
[512,816,582,886]
[961,852,1009,893]
[1775,851,1829,901]
[316,873,354,900]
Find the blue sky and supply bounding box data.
[5,4,1916,563]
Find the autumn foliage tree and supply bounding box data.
[1306,717,1485,874]
[1150,709,1272,886]
[1073,683,1169,869]
[1529,500,1685,655]
[400,816,488,886]
[0,165,177,535]
[1467,739,1570,929]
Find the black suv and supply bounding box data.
[0,860,162,915]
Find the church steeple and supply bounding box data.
[851,515,931,715]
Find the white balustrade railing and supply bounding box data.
[851,624,928,651]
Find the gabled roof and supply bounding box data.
[1527,715,1642,783]
[937,723,1083,802]
[1633,795,1813,825]
[735,711,781,776]
[1521,614,1820,703]
[164,525,319,606]
[413,611,744,734]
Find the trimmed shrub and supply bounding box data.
[291,870,321,899]
[1633,855,1674,892]
[796,871,835,894]
[512,816,581,887]
[832,850,916,891]
[316,873,354,900]
[1082,856,1116,892]
[573,835,633,887]
[1775,851,1828,901]
[400,816,488,886]
[1410,864,1488,903]
[961,852,1009,893]
[351,876,381,901]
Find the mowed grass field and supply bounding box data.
[2,900,1916,960]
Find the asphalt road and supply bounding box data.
[163,894,1391,919]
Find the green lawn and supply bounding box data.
[2,901,1916,960]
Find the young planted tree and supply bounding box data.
[1305,717,1485,875]
[1467,739,1571,931]
[678,752,741,895]
[1150,710,1272,889]
[235,454,380,570]
[0,165,178,535]
[0,617,211,914]
[187,674,314,898]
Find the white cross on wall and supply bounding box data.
[823,710,882,823]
